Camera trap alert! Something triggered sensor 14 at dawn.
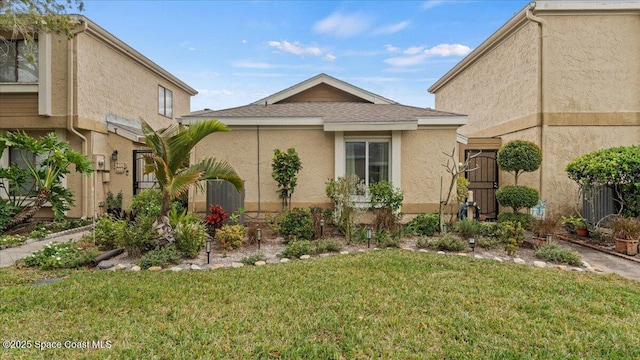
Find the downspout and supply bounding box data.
[526,3,548,204]
[68,20,89,218]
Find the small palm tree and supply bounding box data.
[140,119,242,235]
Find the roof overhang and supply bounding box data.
[181,117,324,127]
[107,123,145,143]
[323,121,417,132]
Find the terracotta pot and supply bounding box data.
[576,227,589,238]
[615,238,639,256]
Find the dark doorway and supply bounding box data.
[132,150,158,195]
[465,150,498,220]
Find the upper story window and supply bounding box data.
[0,40,39,83]
[158,85,173,117]
[345,140,390,187]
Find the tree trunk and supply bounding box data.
[4,189,51,230]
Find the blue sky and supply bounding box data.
[82,0,530,111]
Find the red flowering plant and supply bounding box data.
[204,205,229,236]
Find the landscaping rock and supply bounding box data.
[474,255,483,259]
[114,264,128,271]
[190,264,202,270]
[556,265,567,271]
[456,253,467,257]
[592,266,604,273]
[97,260,115,270]
[211,264,225,270]
[340,251,349,255]
[231,262,244,268]
[319,253,331,258]
[418,249,428,253]
[280,258,290,263]
[570,267,584,272]
[533,261,546,268]
[401,248,414,252]
[170,266,183,272]
[437,251,445,255]
[148,266,162,271]
[358,249,366,253]
[266,258,281,264]
[493,257,503,262]
[300,255,311,260]
[130,266,141,272]
[582,261,592,269]
[255,261,266,266]
[513,258,526,265]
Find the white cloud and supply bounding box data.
[268,40,322,57]
[422,0,444,10]
[385,43,472,67]
[230,61,274,69]
[323,53,337,62]
[385,44,401,53]
[374,21,410,35]
[403,46,424,55]
[242,40,247,44]
[313,11,372,38]
[424,43,471,56]
[353,76,402,83]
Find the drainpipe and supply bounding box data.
[67,20,89,218]
[526,3,548,205]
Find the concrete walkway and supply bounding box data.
[0,230,90,268]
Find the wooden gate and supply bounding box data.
[133,150,158,195]
[465,150,498,220]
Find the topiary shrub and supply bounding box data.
[281,240,312,259]
[496,185,539,213]
[407,213,440,236]
[497,140,542,185]
[497,212,536,230]
[278,208,313,242]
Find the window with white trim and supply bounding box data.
[0,39,39,83]
[345,139,390,187]
[7,148,37,197]
[158,85,173,117]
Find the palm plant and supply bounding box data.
[140,119,242,235]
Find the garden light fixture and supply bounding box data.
[111,150,118,161]
[366,226,372,248]
[469,238,476,252]
[546,233,552,245]
[320,218,325,239]
[257,228,262,250]
[205,237,212,264]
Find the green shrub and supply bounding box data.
[497,140,542,185]
[28,225,50,239]
[496,185,539,213]
[216,224,245,251]
[453,219,480,239]
[477,222,500,238]
[241,252,267,265]
[498,212,536,229]
[281,240,312,259]
[23,241,98,270]
[278,208,313,242]
[535,242,582,266]
[121,214,159,257]
[272,148,302,210]
[175,221,208,258]
[495,221,525,244]
[407,213,440,236]
[370,181,404,232]
[137,245,182,269]
[416,237,430,249]
[374,230,401,248]
[130,189,162,218]
[93,215,127,250]
[427,234,468,252]
[0,234,27,249]
[476,237,501,250]
[313,238,344,253]
[50,218,93,232]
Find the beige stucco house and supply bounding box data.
[182,74,466,217]
[0,16,196,219]
[428,0,640,217]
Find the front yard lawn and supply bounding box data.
[1,250,639,359]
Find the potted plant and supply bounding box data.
[562,215,588,237]
[610,216,640,256]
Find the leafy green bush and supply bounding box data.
[130,189,162,218]
[50,218,93,232]
[0,234,27,249]
[375,230,401,248]
[326,175,364,243]
[453,219,480,239]
[175,221,208,258]
[369,181,404,232]
[241,252,267,265]
[0,199,19,232]
[278,208,313,242]
[407,213,440,236]
[93,215,127,250]
[416,237,430,249]
[121,214,159,257]
[313,238,344,253]
[496,185,539,213]
[281,240,312,259]
[497,140,542,185]
[476,237,501,250]
[23,241,98,270]
[426,234,468,252]
[28,225,50,239]
[495,221,525,244]
[478,222,500,238]
[272,148,302,210]
[498,212,536,230]
[137,245,182,269]
[216,224,245,251]
[535,242,582,266]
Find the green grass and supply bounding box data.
[1,251,640,359]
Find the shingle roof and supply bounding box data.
[186,102,463,123]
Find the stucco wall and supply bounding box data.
[75,33,191,131]
[545,14,640,113]
[191,127,334,214]
[401,129,458,214]
[434,22,539,137]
